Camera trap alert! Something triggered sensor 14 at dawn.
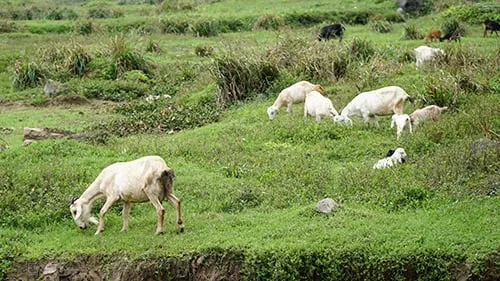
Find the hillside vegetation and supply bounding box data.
[0,0,499,280]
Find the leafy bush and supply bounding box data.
[11,61,46,90]
[36,42,92,78]
[69,79,151,101]
[403,24,424,40]
[46,8,78,20]
[253,14,285,30]
[158,18,190,34]
[74,21,95,35]
[441,4,500,24]
[190,20,218,37]
[349,37,376,62]
[88,6,123,19]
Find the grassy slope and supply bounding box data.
[0,0,499,279]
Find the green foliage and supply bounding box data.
[105,36,152,79]
[190,19,218,37]
[440,18,466,36]
[69,79,151,101]
[403,24,424,40]
[145,40,161,53]
[441,4,500,24]
[74,21,95,35]
[45,8,79,20]
[349,37,376,62]
[88,5,123,19]
[210,50,279,109]
[194,45,214,57]
[370,17,393,33]
[11,60,46,90]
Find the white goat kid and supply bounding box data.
[391,114,413,140]
[410,105,448,127]
[334,86,413,127]
[70,156,184,235]
[304,91,339,122]
[414,46,444,69]
[267,81,324,120]
[373,148,408,169]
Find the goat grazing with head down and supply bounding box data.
[70,156,184,235]
[267,80,324,120]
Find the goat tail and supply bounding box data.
[440,106,448,111]
[160,169,175,194]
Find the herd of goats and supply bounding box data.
[68,18,499,235]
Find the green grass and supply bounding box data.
[0,0,499,280]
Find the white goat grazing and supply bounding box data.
[334,86,413,127]
[70,156,184,235]
[373,148,408,169]
[410,105,448,127]
[414,45,444,69]
[267,81,324,120]
[304,91,339,122]
[391,114,413,140]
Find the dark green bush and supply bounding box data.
[370,17,392,33]
[70,79,151,101]
[440,18,466,36]
[158,18,190,34]
[441,4,500,24]
[88,6,123,19]
[105,36,152,79]
[349,37,375,61]
[190,20,218,37]
[74,21,95,35]
[194,45,214,57]
[46,8,78,20]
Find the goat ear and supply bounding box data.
[71,197,78,204]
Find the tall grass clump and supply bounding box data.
[210,49,279,109]
[440,18,466,37]
[105,36,151,79]
[403,24,424,40]
[369,15,392,33]
[36,42,92,79]
[253,14,285,30]
[0,20,17,33]
[11,61,46,90]
[190,19,218,37]
[74,21,95,35]
[349,37,376,62]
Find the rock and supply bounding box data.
[23,127,75,141]
[1,127,14,135]
[23,139,36,147]
[43,79,66,97]
[316,198,338,214]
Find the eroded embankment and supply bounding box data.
[6,251,499,281]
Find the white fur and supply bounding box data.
[267,81,324,120]
[414,46,444,69]
[410,105,448,127]
[391,114,413,140]
[373,148,408,169]
[304,91,339,122]
[70,156,184,235]
[334,86,412,127]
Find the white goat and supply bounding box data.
[267,81,324,120]
[410,105,448,127]
[414,45,444,69]
[391,114,413,140]
[304,91,339,122]
[70,156,184,235]
[334,86,413,127]
[373,148,408,169]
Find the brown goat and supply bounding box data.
[424,30,442,43]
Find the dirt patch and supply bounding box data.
[7,252,242,281]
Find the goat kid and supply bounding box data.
[373,148,408,169]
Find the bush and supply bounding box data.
[88,6,123,19]
[403,24,424,40]
[11,61,46,90]
[158,18,190,34]
[441,5,500,24]
[74,21,95,35]
[190,20,218,37]
[349,38,376,62]
[46,8,78,20]
[145,40,162,53]
[70,79,151,101]
[36,42,92,78]
[194,45,214,57]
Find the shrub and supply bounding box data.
[70,79,151,101]
[403,24,424,40]
[210,50,279,109]
[88,6,123,19]
[145,40,162,53]
[253,14,285,30]
[441,4,500,24]
[11,61,46,90]
[158,18,190,34]
[35,42,92,78]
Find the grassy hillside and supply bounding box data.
[0,0,499,280]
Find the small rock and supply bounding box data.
[44,79,66,97]
[316,198,338,214]
[23,139,35,147]
[43,262,58,275]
